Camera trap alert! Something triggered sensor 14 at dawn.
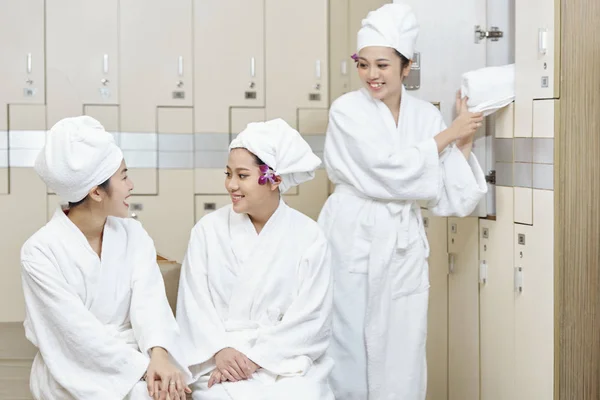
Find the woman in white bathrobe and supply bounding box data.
[176,119,335,400]
[20,116,192,400]
[317,3,488,400]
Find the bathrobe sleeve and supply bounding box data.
[21,252,149,400]
[176,223,230,379]
[427,116,488,217]
[128,222,192,382]
[244,234,333,377]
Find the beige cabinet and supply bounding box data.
[194,0,265,134]
[447,217,480,400]
[0,105,47,322]
[515,0,560,137]
[514,189,554,400]
[126,108,195,263]
[329,0,351,103]
[119,0,193,195]
[479,187,516,400]
[0,0,45,197]
[265,0,328,130]
[45,0,119,127]
[424,211,448,400]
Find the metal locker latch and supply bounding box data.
[475,26,504,43]
[514,266,523,293]
[423,217,429,228]
[448,253,455,274]
[482,227,489,239]
[404,52,420,91]
[479,260,488,284]
[451,223,458,234]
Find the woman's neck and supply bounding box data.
[383,94,402,126]
[67,205,107,255]
[248,194,280,234]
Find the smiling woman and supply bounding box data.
[176,118,335,400]
[20,116,192,399]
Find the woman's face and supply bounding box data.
[102,160,134,218]
[357,46,411,103]
[225,148,279,215]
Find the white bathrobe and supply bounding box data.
[318,87,487,399]
[20,209,190,400]
[176,200,334,400]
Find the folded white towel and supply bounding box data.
[461,64,515,117]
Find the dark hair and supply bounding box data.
[394,50,411,70]
[67,178,111,209]
[251,153,267,167]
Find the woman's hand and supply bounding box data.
[451,93,484,142]
[207,357,261,388]
[214,347,257,382]
[146,347,192,400]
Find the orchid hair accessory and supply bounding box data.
[258,164,278,185]
[351,53,359,62]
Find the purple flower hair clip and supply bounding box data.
[351,53,359,62]
[258,164,278,185]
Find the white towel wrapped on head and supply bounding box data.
[461,64,515,117]
[34,116,123,203]
[229,118,322,194]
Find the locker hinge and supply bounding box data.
[485,170,496,185]
[475,26,504,43]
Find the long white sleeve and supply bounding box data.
[428,119,488,217]
[176,225,230,379]
[21,257,148,400]
[128,225,192,381]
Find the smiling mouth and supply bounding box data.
[369,82,384,89]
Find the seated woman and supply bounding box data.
[176,119,334,400]
[21,116,192,400]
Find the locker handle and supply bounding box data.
[315,60,321,80]
[250,57,256,78]
[103,54,109,74]
[479,260,488,284]
[178,56,184,76]
[341,60,348,76]
[448,253,455,274]
[514,266,523,293]
[27,53,32,74]
[538,28,548,55]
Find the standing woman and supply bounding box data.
[318,2,488,399]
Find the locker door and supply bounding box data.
[46,0,119,126]
[265,0,328,130]
[514,190,554,400]
[127,108,195,263]
[120,0,193,194]
[514,0,560,138]
[423,211,448,400]
[0,0,45,197]
[194,0,264,134]
[329,0,351,103]
[479,186,516,400]
[0,105,47,322]
[447,217,480,400]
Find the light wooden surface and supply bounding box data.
[556,0,600,397]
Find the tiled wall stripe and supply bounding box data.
[3,131,327,170]
[494,138,554,190]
